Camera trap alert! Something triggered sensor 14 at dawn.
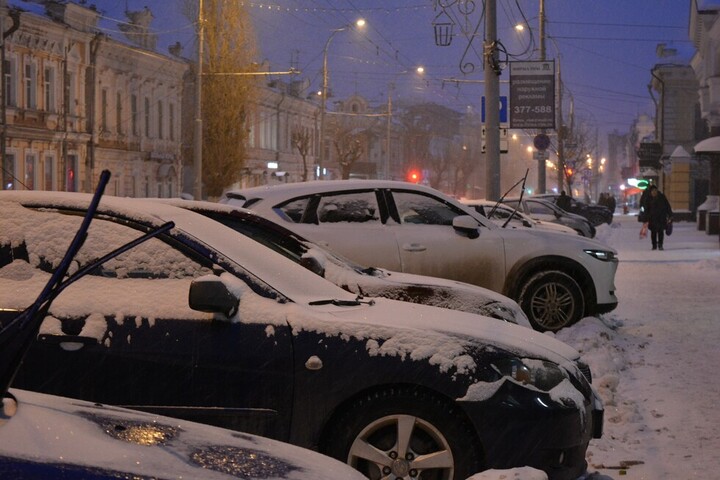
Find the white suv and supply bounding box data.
[222,180,619,331]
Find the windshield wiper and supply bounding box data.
[310,295,375,307]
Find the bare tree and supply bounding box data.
[563,120,596,195]
[291,128,312,182]
[183,0,258,198]
[332,122,364,180]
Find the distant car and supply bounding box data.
[462,199,579,235]
[0,177,366,480]
[502,197,596,238]
[532,193,613,226]
[160,199,531,328]
[2,188,603,480]
[221,180,618,331]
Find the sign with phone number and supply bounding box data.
[509,61,555,129]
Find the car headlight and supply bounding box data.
[584,249,616,261]
[492,358,568,391]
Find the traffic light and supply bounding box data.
[564,166,573,177]
[407,169,421,183]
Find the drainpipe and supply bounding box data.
[1,9,21,187]
[86,33,102,191]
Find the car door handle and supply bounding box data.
[402,243,427,252]
[38,334,98,351]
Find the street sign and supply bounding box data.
[482,96,508,123]
[482,140,509,154]
[533,133,550,151]
[481,125,509,138]
[509,61,555,129]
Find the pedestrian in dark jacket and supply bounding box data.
[556,190,571,211]
[644,185,672,250]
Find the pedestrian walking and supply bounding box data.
[643,185,673,250]
[556,190,571,211]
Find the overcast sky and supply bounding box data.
[93,1,704,152]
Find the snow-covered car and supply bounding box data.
[532,193,614,226]
[0,175,366,480]
[159,199,531,328]
[1,187,603,480]
[220,180,618,331]
[0,389,367,480]
[461,199,579,235]
[501,196,596,238]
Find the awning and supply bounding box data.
[694,136,720,153]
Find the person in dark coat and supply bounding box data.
[607,194,616,213]
[556,190,571,211]
[644,185,672,250]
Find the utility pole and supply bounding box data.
[556,59,565,192]
[485,0,500,200]
[193,0,204,200]
[537,0,547,194]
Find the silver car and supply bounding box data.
[502,197,596,238]
[221,180,618,331]
[160,199,531,328]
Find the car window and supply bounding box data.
[525,200,554,216]
[277,197,310,223]
[0,205,214,321]
[392,191,463,225]
[316,192,380,224]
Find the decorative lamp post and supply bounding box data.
[432,10,455,47]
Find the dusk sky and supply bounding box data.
[93,1,709,152]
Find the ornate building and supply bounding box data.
[0,1,187,196]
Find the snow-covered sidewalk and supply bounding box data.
[557,213,720,479]
[469,214,720,480]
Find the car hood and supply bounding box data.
[305,297,581,367]
[0,389,365,480]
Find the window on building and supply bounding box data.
[101,89,108,132]
[44,66,55,112]
[131,94,138,135]
[24,62,36,109]
[144,97,150,137]
[64,72,76,117]
[3,59,15,107]
[2,154,16,190]
[157,100,164,139]
[44,155,55,190]
[66,154,78,192]
[116,91,123,134]
[24,154,36,190]
[169,103,175,141]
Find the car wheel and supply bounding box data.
[322,388,483,480]
[589,214,605,226]
[518,270,584,331]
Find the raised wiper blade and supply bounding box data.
[0,170,173,397]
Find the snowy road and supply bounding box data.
[556,214,720,479]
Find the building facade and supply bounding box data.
[1,1,187,197]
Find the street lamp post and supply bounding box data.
[318,19,365,180]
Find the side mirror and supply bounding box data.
[452,215,480,239]
[300,254,326,277]
[189,275,240,318]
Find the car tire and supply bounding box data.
[322,387,483,480]
[589,214,605,226]
[518,270,584,331]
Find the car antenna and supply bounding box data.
[0,170,174,396]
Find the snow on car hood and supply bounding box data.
[0,389,365,480]
[284,293,581,370]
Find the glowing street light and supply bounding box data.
[319,19,366,179]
